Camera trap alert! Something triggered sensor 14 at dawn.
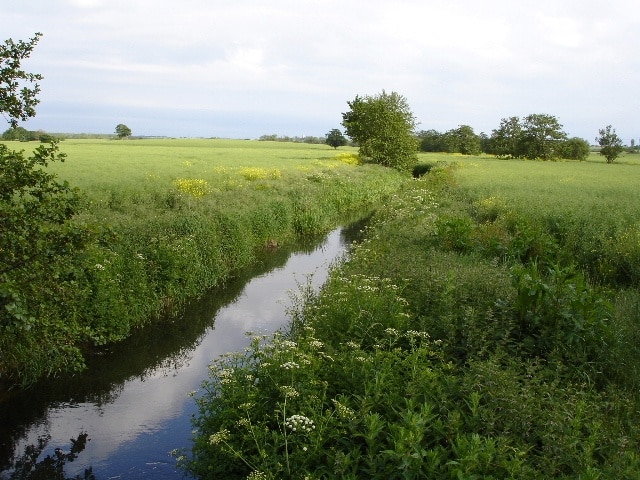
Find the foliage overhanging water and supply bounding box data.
[0,221,366,480]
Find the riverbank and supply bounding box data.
[188,161,640,478]
[0,139,404,388]
[0,225,358,479]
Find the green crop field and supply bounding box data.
[451,154,640,222]
[188,153,640,479]
[0,138,404,386]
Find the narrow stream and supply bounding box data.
[0,221,364,479]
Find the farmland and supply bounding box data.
[3,138,640,477]
[188,152,640,478]
[0,139,404,386]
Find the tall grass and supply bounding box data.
[0,139,404,387]
[187,157,640,478]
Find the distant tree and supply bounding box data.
[448,125,481,155]
[258,134,278,141]
[0,33,42,128]
[489,114,567,160]
[490,116,523,158]
[596,125,624,163]
[325,128,347,149]
[115,123,131,139]
[520,114,567,160]
[479,132,491,153]
[2,126,34,141]
[558,137,591,161]
[342,90,418,172]
[418,129,446,152]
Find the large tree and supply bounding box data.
[489,116,523,158]
[447,125,481,155]
[1,34,91,383]
[596,125,624,163]
[341,90,418,172]
[520,114,567,160]
[0,33,43,128]
[489,114,567,160]
[325,128,347,149]
[115,123,132,139]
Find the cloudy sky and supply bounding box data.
[2,0,639,140]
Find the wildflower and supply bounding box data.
[384,328,399,337]
[285,415,315,433]
[280,340,297,350]
[332,399,355,419]
[406,330,430,340]
[237,418,251,428]
[95,264,105,270]
[308,340,324,349]
[246,471,268,480]
[281,361,299,370]
[209,429,231,445]
[280,386,299,398]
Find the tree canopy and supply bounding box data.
[596,125,624,163]
[342,90,418,172]
[0,33,43,129]
[488,114,567,160]
[1,34,91,382]
[325,128,347,149]
[115,123,132,139]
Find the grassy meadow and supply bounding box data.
[187,153,640,479]
[0,139,405,386]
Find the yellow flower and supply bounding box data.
[175,178,212,198]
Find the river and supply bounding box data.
[0,221,363,479]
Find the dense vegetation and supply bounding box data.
[0,139,404,387]
[186,154,640,478]
[418,115,595,162]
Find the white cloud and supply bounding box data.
[2,0,639,139]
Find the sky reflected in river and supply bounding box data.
[1,227,353,479]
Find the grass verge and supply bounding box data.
[186,160,640,479]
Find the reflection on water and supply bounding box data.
[0,223,364,479]
[7,433,95,480]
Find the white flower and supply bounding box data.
[285,415,315,433]
[281,361,299,370]
[280,386,299,398]
[209,429,231,445]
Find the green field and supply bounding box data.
[0,139,404,386]
[188,153,640,479]
[4,139,640,477]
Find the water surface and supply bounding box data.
[0,224,360,479]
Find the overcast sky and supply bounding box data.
[2,0,639,140]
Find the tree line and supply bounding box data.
[330,91,629,169]
[417,115,627,163]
